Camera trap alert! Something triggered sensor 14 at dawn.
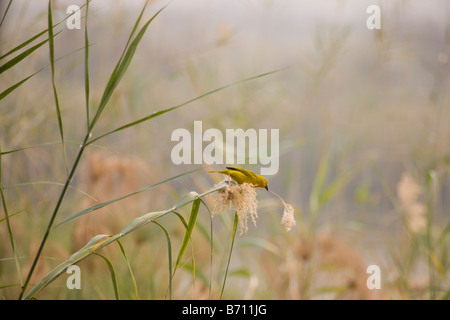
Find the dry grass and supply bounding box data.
[259,233,385,300]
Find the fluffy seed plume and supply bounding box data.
[211,180,258,235]
[211,178,296,234]
[280,203,296,232]
[269,190,296,232]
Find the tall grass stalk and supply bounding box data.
[425,171,437,299]
[0,147,23,288]
[18,0,166,299]
[18,134,88,299]
[2,0,280,300]
[84,0,90,131]
[220,212,238,300]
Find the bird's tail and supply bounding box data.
[208,170,226,174]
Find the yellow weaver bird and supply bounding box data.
[209,167,269,191]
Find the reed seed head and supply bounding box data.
[212,180,258,235]
[211,179,296,234]
[281,203,296,232]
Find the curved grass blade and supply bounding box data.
[23,183,229,299]
[0,208,25,223]
[0,34,58,74]
[22,234,116,299]
[3,181,100,209]
[173,199,201,278]
[121,0,149,59]
[47,0,65,165]
[54,168,200,228]
[173,210,199,293]
[0,3,87,61]
[1,43,92,102]
[0,149,23,287]
[0,71,37,101]
[119,210,169,236]
[116,239,138,300]
[1,141,57,156]
[93,252,120,300]
[0,140,84,156]
[319,169,353,206]
[238,237,280,256]
[220,212,238,300]
[174,191,199,209]
[0,283,20,290]
[199,181,233,198]
[152,221,173,300]
[173,211,189,231]
[0,0,12,28]
[0,29,47,61]
[88,2,166,131]
[87,69,282,145]
[23,212,164,299]
[89,0,148,122]
[229,267,251,278]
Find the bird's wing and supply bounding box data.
[226,167,256,179]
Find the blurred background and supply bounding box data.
[1,0,449,299]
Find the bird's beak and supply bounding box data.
[265,185,269,191]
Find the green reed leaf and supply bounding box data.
[116,239,138,300]
[93,252,120,300]
[88,69,281,145]
[152,221,173,300]
[54,168,200,228]
[173,199,201,277]
[89,2,166,132]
